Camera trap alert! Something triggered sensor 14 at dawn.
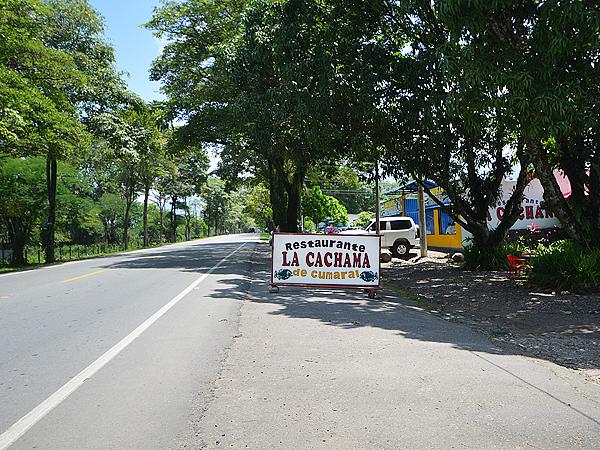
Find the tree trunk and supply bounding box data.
[420,145,531,270]
[170,196,177,243]
[158,204,164,244]
[268,160,287,231]
[122,198,132,250]
[184,198,191,240]
[527,138,584,244]
[284,175,303,233]
[43,156,57,263]
[143,183,150,247]
[8,221,28,266]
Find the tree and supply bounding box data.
[0,158,50,265]
[124,104,166,247]
[353,211,374,229]
[160,134,209,242]
[0,0,122,262]
[302,186,349,226]
[438,0,600,250]
[306,164,375,214]
[40,0,123,261]
[148,0,366,232]
[304,0,533,265]
[202,178,229,236]
[152,171,172,244]
[93,110,143,249]
[97,193,124,245]
[244,183,273,230]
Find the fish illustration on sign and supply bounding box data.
[359,271,378,283]
[274,269,293,280]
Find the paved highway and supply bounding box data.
[2,234,600,449]
[0,234,258,449]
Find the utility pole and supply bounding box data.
[418,183,428,257]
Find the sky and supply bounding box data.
[89,0,165,102]
[89,1,221,171]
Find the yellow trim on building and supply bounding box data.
[425,210,463,250]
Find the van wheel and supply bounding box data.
[392,240,410,259]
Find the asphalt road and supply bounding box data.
[0,234,259,449]
[2,234,600,449]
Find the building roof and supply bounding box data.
[384,180,437,195]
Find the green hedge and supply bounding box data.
[529,240,600,292]
[462,240,528,271]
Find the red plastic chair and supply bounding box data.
[507,255,528,279]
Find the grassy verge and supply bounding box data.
[0,235,211,275]
[383,282,434,312]
[260,232,270,241]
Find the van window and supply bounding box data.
[367,221,386,231]
[389,219,412,230]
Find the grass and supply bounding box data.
[260,232,270,241]
[0,235,212,275]
[383,282,434,312]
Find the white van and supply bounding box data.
[341,216,419,258]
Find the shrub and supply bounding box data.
[463,239,528,271]
[505,227,568,248]
[529,240,600,291]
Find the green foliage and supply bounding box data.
[244,183,272,229]
[0,157,49,264]
[202,178,229,235]
[306,165,374,214]
[147,0,381,231]
[302,186,348,226]
[303,217,316,232]
[529,241,600,292]
[353,211,374,229]
[438,0,600,250]
[462,239,528,271]
[326,196,349,226]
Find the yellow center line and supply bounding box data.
[62,269,107,283]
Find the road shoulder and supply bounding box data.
[192,244,600,449]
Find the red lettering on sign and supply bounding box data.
[324,252,332,267]
[315,252,323,267]
[363,253,371,269]
[535,206,545,219]
[306,252,315,266]
[344,253,352,267]
[283,251,300,266]
[334,252,342,266]
[525,205,534,219]
[497,207,505,221]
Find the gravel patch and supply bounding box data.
[383,253,600,381]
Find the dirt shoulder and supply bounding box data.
[192,243,600,449]
[382,252,600,382]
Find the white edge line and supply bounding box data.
[0,242,247,450]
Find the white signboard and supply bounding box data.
[487,179,561,230]
[271,233,381,288]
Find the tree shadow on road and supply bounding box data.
[102,241,599,373]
